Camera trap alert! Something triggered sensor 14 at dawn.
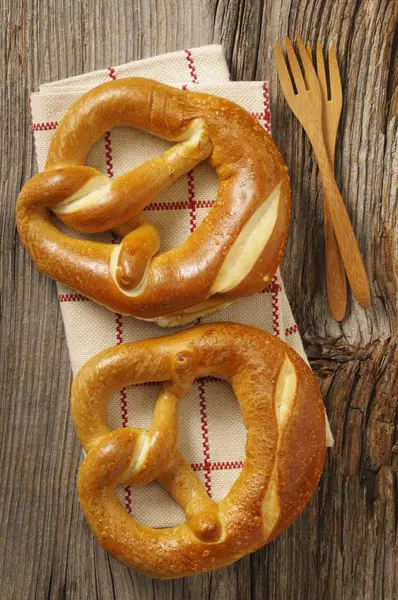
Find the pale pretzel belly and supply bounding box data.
[16,78,290,321]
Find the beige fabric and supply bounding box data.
[30,45,333,529]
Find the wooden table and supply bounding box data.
[1,1,396,598]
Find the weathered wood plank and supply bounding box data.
[0,0,396,598]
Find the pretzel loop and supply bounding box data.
[71,323,326,578]
[17,79,291,323]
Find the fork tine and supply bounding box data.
[284,37,306,93]
[296,36,320,90]
[316,40,329,101]
[306,42,313,63]
[274,41,296,99]
[328,44,343,106]
[303,42,313,87]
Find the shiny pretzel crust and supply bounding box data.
[72,323,326,578]
[16,79,290,322]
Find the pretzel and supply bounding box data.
[71,322,325,579]
[16,78,290,324]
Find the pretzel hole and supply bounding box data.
[115,481,185,527]
[107,383,158,431]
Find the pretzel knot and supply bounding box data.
[71,323,325,579]
[16,78,290,325]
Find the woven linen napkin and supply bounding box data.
[30,45,333,528]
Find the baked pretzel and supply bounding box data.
[16,78,290,324]
[72,323,325,578]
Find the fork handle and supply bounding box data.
[311,139,371,309]
[323,199,347,320]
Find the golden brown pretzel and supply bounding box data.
[16,78,290,323]
[71,323,325,579]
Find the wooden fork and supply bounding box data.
[275,36,371,311]
[306,41,347,321]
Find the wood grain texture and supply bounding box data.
[0,0,396,598]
